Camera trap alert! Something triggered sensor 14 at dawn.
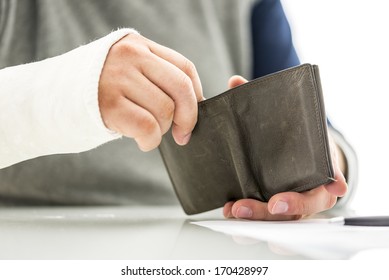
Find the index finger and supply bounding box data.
[141,54,198,145]
[146,38,204,102]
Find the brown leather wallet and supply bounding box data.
[159,64,335,214]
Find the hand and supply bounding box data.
[98,33,204,151]
[223,76,348,221]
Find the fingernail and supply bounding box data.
[236,206,253,218]
[271,200,288,214]
[178,133,191,145]
[225,209,233,219]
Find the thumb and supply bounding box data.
[228,75,248,89]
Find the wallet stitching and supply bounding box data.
[311,67,335,179]
[307,68,325,172]
[307,67,331,178]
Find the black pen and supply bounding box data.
[328,216,389,227]
[343,216,389,227]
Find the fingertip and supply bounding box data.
[135,129,162,152]
[235,206,253,219]
[172,131,192,146]
[228,75,248,89]
[172,120,195,146]
[267,194,287,213]
[230,199,270,220]
[135,138,159,152]
[228,198,304,221]
[269,200,289,215]
[223,202,234,218]
[268,193,302,216]
[325,181,348,197]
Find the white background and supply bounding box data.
[282,0,389,213]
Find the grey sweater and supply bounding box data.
[0,0,257,205]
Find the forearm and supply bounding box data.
[0,28,136,169]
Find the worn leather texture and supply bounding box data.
[159,64,335,214]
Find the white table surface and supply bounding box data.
[0,205,307,260]
[2,205,388,260]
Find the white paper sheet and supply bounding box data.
[192,219,389,259]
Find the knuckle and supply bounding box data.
[111,36,147,58]
[99,93,121,111]
[157,100,175,134]
[296,200,310,215]
[98,97,123,133]
[183,59,197,78]
[159,99,175,122]
[177,74,193,94]
[135,113,159,137]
